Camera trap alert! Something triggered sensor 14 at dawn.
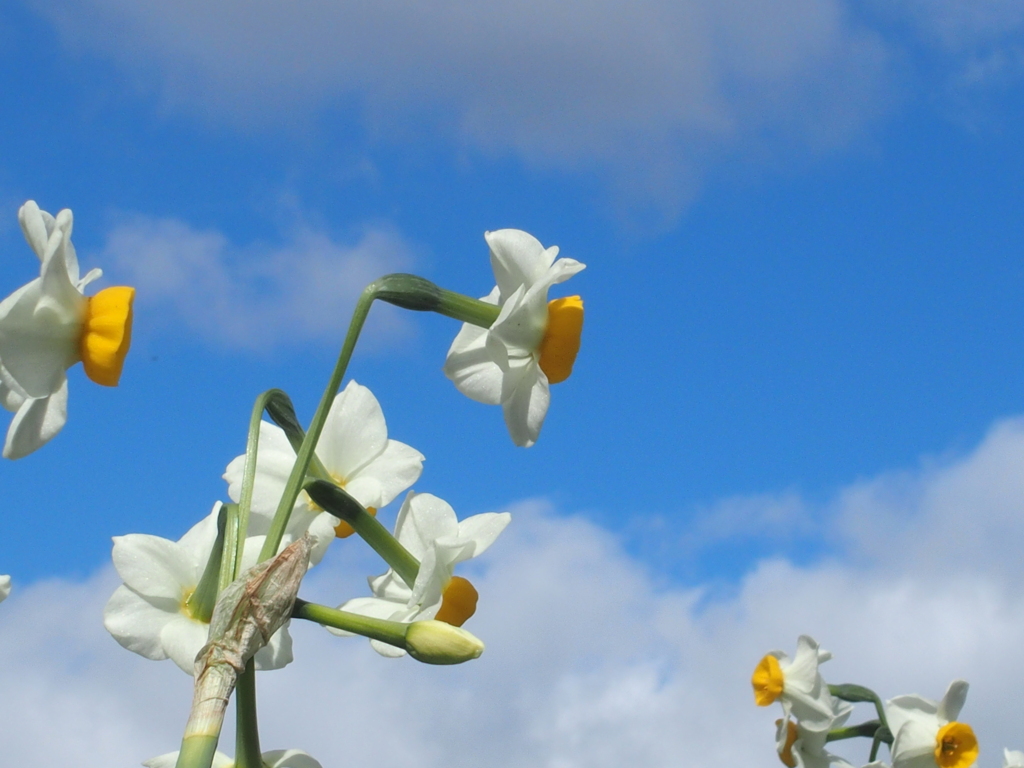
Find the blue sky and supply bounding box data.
[2,0,1024,586]
[5,2,1024,766]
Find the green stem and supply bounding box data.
[829,684,889,731]
[293,598,408,650]
[235,661,261,768]
[258,283,374,563]
[372,273,500,328]
[304,479,419,587]
[235,390,290,574]
[217,503,240,593]
[434,287,500,327]
[186,504,229,623]
[826,721,882,742]
[174,735,220,768]
[259,274,487,563]
[869,726,893,761]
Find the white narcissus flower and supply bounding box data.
[143,748,321,768]
[752,635,839,729]
[330,491,510,657]
[103,504,294,674]
[775,717,854,768]
[223,380,423,564]
[444,229,585,447]
[1004,750,1024,768]
[886,680,978,768]
[0,574,10,603]
[0,201,134,459]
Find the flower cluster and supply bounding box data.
[90,225,581,768]
[753,636,981,768]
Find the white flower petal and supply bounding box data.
[445,333,505,405]
[453,512,513,559]
[886,694,938,742]
[0,574,9,603]
[501,362,549,448]
[102,586,175,661]
[892,719,940,768]
[224,421,301,520]
[369,638,408,658]
[2,378,68,459]
[263,750,323,768]
[0,362,27,412]
[111,534,195,599]
[409,544,449,610]
[144,751,234,768]
[368,568,413,603]
[254,623,294,671]
[485,229,557,299]
[303,513,338,566]
[443,286,505,404]
[0,279,74,398]
[160,614,211,674]
[18,201,51,261]
[176,506,221,563]
[316,381,388,478]
[344,439,424,509]
[393,492,459,559]
[938,679,969,722]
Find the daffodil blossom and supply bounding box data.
[0,201,134,458]
[444,229,585,447]
[1004,750,1024,768]
[330,491,510,657]
[103,504,294,674]
[143,748,321,768]
[775,717,854,768]
[886,680,978,768]
[0,574,10,603]
[223,380,424,563]
[752,635,839,729]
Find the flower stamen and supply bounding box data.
[934,722,978,768]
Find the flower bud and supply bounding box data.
[405,619,484,665]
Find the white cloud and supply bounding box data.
[27,0,890,210]
[98,213,415,350]
[6,417,1024,766]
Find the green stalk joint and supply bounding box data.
[304,479,420,586]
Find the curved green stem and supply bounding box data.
[187,504,229,623]
[829,684,889,731]
[304,479,419,586]
[826,721,881,742]
[870,726,893,761]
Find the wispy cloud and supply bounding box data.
[97,213,415,350]
[5,416,1024,765]
[27,0,891,212]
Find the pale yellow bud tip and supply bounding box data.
[405,619,485,665]
[80,286,135,387]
